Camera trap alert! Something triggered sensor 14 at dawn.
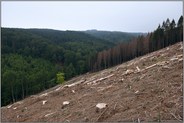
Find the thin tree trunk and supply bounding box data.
[11,85,15,103]
[21,82,24,99]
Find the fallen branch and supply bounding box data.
[44,112,55,117]
[170,112,182,121]
[64,80,85,87]
[114,102,118,110]
[7,105,12,109]
[55,87,61,91]
[39,93,48,97]
[136,66,140,72]
[63,114,72,121]
[145,64,157,70]
[87,74,114,85]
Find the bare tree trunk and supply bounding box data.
[21,82,24,99]
[11,85,15,103]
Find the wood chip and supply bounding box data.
[63,101,70,105]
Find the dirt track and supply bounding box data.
[1,42,183,122]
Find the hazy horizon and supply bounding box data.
[1,27,148,33]
[2,1,183,33]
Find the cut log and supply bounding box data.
[177,54,183,58]
[72,90,75,93]
[162,66,170,69]
[55,87,61,91]
[7,105,12,109]
[178,58,183,62]
[170,57,178,61]
[125,69,134,75]
[96,103,107,109]
[135,91,139,94]
[87,74,114,85]
[39,93,48,97]
[64,80,85,88]
[42,100,47,105]
[63,101,70,106]
[136,66,140,72]
[13,107,17,110]
[44,112,55,117]
[145,64,157,70]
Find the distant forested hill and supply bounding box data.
[84,29,145,43]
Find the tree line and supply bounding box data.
[90,16,183,71]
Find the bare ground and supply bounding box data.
[1,42,183,122]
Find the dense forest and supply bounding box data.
[90,16,183,71]
[1,28,138,106]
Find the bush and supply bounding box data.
[56,72,65,84]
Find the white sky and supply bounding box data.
[1,1,183,33]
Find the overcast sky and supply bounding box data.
[1,1,183,33]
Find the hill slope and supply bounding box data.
[1,42,183,122]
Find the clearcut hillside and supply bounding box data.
[1,42,183,122]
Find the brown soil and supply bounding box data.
[1,42,183,122]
